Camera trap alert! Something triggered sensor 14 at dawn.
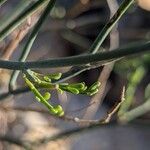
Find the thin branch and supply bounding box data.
[0,0,48,41]
[1,18,32,61]
[89,0,135,54]
[0,0,7,7]
[0,0,32,31]
[0,87,125,126]
[102,87,125,123]
[55,0,135,82]
[0,40,149,70]
[9,0,56,91]
[119,98,150,123]
[0,120,150,148]
[83,0,119,119]
[0,135,31,150]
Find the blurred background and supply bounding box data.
[0,0,150,150]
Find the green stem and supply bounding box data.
[24,77,57,115]
[57,0,135,82]
[119,98,150,123]
[0,0,48,41]
[0,41,149,70]
[0,0,7,7]
[9,0,56,91]
[0,0,32,31]
[89,0,135,54]
[118,66,146,116]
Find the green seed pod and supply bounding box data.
[43,92,51,101]
[35,96,41,102]
[43,76,51,82]
[49,108,58,115]
[54,105,64,116]
[67,87,79,94]
[58,110,64,116]
[87,89,99,96]
[68,82,85,91]
[57,88,64,94]
[59,83,69,91]
[47,73,62,80]
[88,81,101,91]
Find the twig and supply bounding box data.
[0,0,7,7]
[56,0,135,82]
[0,0,48,41]
[0,135,31,150]
[102,87,125,123]
[118,66,146,116]
[83,0,119,119]
[0,40,149,70]
[0,0,32,31]
[9,0,56,91]
[1,18,32,61]
[0,87,125,126]
[1,120,150,148]
[119,98,150,123]
[89,0,134,54]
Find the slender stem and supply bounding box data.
[9,0,56,91]
[56,0,135,82]
[118,66,146,116]
[119,98,150,123]
[0,0,48,41]
[89,0,135,54]
[0,41,149,70]
[0,135,31,150]
[0,0,32,31]
[0,0,7,7]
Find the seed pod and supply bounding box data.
[35,96,41,102]
[54,105,64,116]
[67,87,79,94]
[43,92,51,101]
[88,81,101,91]
[68,82,85,91]
[47,73,62,80]
[87,89,99,96]
[43,76,51,82]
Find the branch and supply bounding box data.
[0,0,48,41]
[0,0,7,7]
[0,135,31,150]
[55,0,135,82]
[9,0,56,91]
[83,0,119,119]
[0,41,149,70]
[0,0,32,31]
